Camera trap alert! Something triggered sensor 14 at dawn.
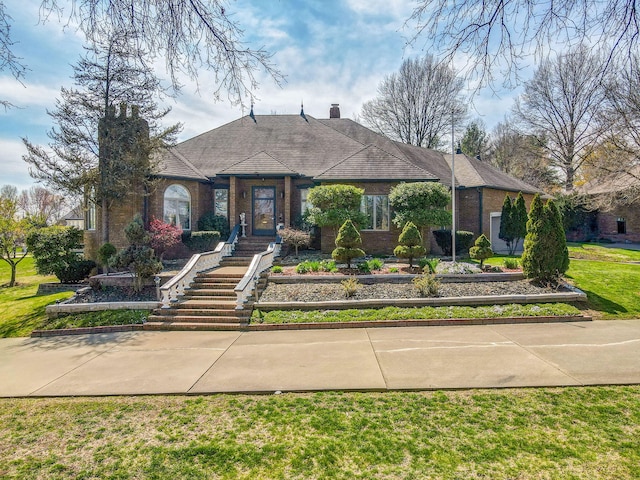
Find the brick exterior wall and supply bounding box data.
[597,205,640,242]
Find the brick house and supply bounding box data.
[84,104,544,258]
[576,166,640,243]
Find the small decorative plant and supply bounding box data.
[271,265,283,274]
[419,257,440,274]
[367,258,384,271]
[413,274,440,297]
[341,277,361,298]
[357,262,371,274]
[279,227,311,257]
[503,258,520,270]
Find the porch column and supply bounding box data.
[284,176,292,227]
[229,176,237,228]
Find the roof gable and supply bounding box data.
[218,151,299,176]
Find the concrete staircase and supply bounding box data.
[145,236,274,331]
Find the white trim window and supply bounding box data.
[361,194,390,231]
[164,184,191,230]
[300,188,312,214]
[85,188,96,231]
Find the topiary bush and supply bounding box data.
[432,230,474,256]
[331,219,365,268]
[393,221,426,267]
[469,234,493,269]
[56,259,97,283]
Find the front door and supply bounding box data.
[252,186,276,235]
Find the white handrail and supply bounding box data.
[234,241,281,310]
[159,240,236,308]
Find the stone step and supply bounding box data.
[155,307,249,316]
[189,280,238,288]
[144,321,249,331]
[178,299,237,308]
[186,289,235,296]
[197,272,245,280]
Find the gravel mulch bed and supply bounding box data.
[67,286,157,304]
[259,280,564,303]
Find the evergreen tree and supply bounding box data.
[469,234,493,268]
[393,221,426,268]
[498,194,515,253]
[512,192,528,252]
[522,195,569,284]
[331,219,365,269]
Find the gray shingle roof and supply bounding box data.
[154,113,545,195]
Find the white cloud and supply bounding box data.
[0,138,36,192]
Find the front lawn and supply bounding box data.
[0,257,73,337]
[1,387,639,478]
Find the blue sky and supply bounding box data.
[0,0,521,192]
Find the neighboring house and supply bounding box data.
[60,205,85,230]
[576,166,640,243]
[84,104,544,258]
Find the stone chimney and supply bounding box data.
[330,103,340,119]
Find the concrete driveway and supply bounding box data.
[1,320,640,397]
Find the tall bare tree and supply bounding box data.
[17,186,69,226]
[360,55,467,149]
[1,1,282,106]
[407,0,640,90]
[512,46,607,191]
[488,119,557,191]
[0,3,27,108]
[23,32,180,243]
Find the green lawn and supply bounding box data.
[1,387,639,479]
[483,243,640,320]
[0,257,73,337]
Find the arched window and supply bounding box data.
[164,184,191,230]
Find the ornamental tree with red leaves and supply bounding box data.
[149,217,182,261]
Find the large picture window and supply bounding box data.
[164,184,191,230]
[361,195,390,231]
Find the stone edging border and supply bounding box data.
[31,324,144,337]
[31,314,591,336]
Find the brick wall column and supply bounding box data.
[229,176,237,228]
[284,176,292,227]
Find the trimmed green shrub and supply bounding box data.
[186,231,220,252]
[197,212,229,239]
[26,226,95,283]
[57,259,97,283]
[306,185,368,233]
[521,195,570,284]
[432,230,474,256]
[271,265,283,274]
[393,221,426,268]
[469,234,493,268]
[357,262,371,274]
[503,258,520,269]
[332,219,365,268]
[388,182,451,233]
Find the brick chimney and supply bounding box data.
[330,103,340,119]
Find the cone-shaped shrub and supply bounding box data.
[469,234,493,268]
[393,221,426,267]
[521,195,569,284]
[499,194,515,254]
[332,219,365,268]
[513,192,528,252]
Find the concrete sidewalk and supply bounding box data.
[1,320,640,397]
